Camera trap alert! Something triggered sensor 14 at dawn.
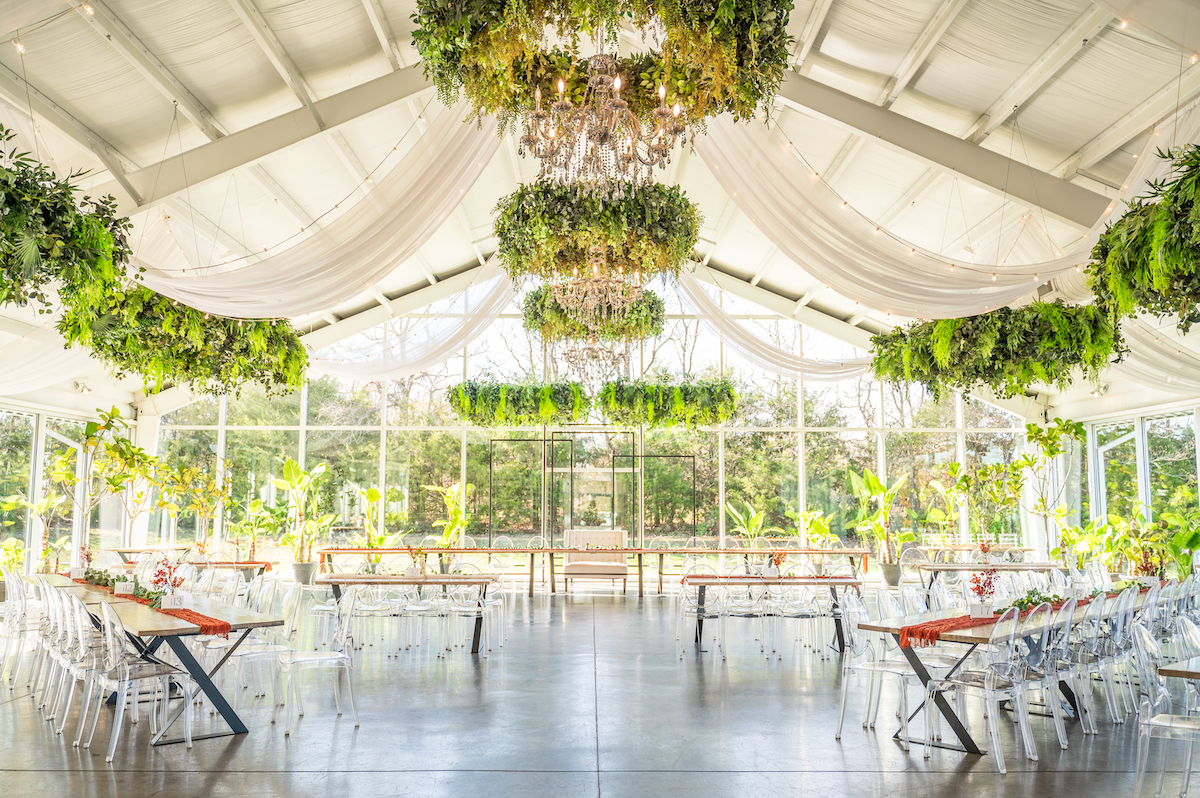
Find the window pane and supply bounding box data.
[226,385,301,426]
[886,432,956,544]
[1097,422,1138,520]
[965,431,1024,545]
[384,430,462,543]
[162,395,220,426]
[468,429,544,545]
[226,430,299,563]
[643,428,718,545]
[0,410,35,554]
[724,432,798,544]
[150,429,218,546]
[306,377,382,426]
[1147,414,1198,520]
[962,397,1023,429]
[385,362,461,426]
[805,431,876,544]
[883,384,955,428]
[305,429,381,548]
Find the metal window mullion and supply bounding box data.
[956,392,968,546]
[1134,415,1152,522]
[26,412,45,575]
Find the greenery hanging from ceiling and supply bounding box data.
[410,0,793,131]
[448,380,592,426]
[494,181,701,281]
[1088,145,1200,333]
[523,285,665,342]
[598,374,738,428]
[870,301,1124,401]
[0,126,307,395]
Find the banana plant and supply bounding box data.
[423,482,473,548]
[350,487,392,563]
[7,490,69,573]
[848,468,912,565]
[273,459,335,563]
[0,536,26,574]
[726,500,783,540]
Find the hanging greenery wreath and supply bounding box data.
[494,181,701,280]
[0,127,307,395]
[870,301,1124,400]
[597,375,738,428]
[410,0,793,131]
[522,285,665,342]
[448,380,592,426]
[1089,145,1200,333]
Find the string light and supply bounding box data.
[14,40,24,54]
[84,3,94,14]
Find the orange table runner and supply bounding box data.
[73,579,231,637]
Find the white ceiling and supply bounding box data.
[1,0,1197,419]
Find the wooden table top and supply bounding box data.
[917,545,1032,552]
[314,574,499,587]
[683,575,862,586]
[57,583,135,606]
[916,563,1065,572]
[860,591,1149,645]
[112,545,194,554]
[320,547,870,556]
[107,596,282,638]
[1160,657,1200,679]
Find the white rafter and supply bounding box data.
[793,0,833,69]
[361,0,404,70]
[881,0,970,108]
[245,165,318,230]
[227,0,323,127]
[750,246,777,286]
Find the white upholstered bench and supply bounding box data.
[563,528,629,592]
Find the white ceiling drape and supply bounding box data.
[695,101,1200,319]
[135,102,501,319]
[0,323,93,395]
[1109,319,1200,394]
[307,257,515,381]
[677,270,872,380]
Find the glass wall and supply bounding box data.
[1087,411,1200,525]
[154,282,1027,563]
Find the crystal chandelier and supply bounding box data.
[561,334,628,383]
[550,244,644,330]
[519,52,688,196]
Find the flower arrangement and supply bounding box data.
[968,567,997,602]
[771,551,786,569]
[79,545,93,570]
[1010,588,1063,613]
[870,301,1124,400]
[523,285,665,342]
[494,181,701,282]
[410,0,794,132]
[149,558,184,594]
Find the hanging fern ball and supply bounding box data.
[410,0,793,132]
[523,285,665,342]
[494,181,701,281]
[598,375,738,428]
[870,301,1124,400]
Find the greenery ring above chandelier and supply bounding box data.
[493,180,701,282]
[523,284,665,342]
[410,0,793,132]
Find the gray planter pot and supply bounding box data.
[292,562,319,585]
[880,562,902,587]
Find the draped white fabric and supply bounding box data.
[1109,320,1200,394]
[1095,0,1200,60]
[695,102,1200,318]
[0,324,93,395]
[135,103,500,319]
[677,270,871,381]
[307,257,515,381]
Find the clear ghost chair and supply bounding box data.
[676,564,725,659]
[275,587,360,735]
[899,585,929,615]
[1131,622,1200,798]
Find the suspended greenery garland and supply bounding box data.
[494,181,701,280]
[448,380,591,426]
[523,285,665,342]
[410,0,793,131]
[870,301,1124,401]
[0,127,307,395]
[597,375,738,428]
[1089,145,1200,333]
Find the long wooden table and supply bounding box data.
[319,547,870,599]
[110,544,194,564]
[45,575,282,745]
[859,591,1150,757]
[916,562,1065,589]
[314,574,499,654]
[681,575,862,652]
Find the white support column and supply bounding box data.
[26,413,46,575]
[128,412,161,548]
[955,394,968,546]
[1134,415,1153,522]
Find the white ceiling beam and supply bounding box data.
[91,66,430,214]
[750,246,777,286]
[969,7,1112,143]
[821,136,866,184]
[300,265,484,349]
[696,263,876,350]
[360,0,404,70]
[245,164,317,230]
[163,198,263,264]
[700,198,737,267]
[415,252,439,285]
[369,287,395,316]
[327,130,371,197]
[881,0,970,107]
[876,169,941,228]
[777,72,1111,229]
[77,1,225,142]
[227,0,323,127]
[1056,61,1200,177]
[793,0,833,68]
[0,64,140,201]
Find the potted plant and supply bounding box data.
[848,469,912,586]
[349,487,389,572]
[98,435,157,548]
[725,500,784,544]
[423,482,473,570]
[228,499,280,580]
[273,459,336,584]
[786,507,837,573]
[6,489,68,574]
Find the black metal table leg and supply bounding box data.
[529,553,535,597]
[894,636,984,755]
[151,630,253,745]
[694,585,706,650]
[470,583,488,654]
[829,585,845,653]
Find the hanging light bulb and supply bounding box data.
[14,40,24,54]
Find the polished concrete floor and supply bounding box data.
[0,585,1183,797]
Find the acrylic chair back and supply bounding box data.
[680,563,721,611]
[1047,597,1078,665]
[929,580,959,612]
[331,588,359,654]
[838,591,873,659]
[98,602,128,673]
[1131,622,1170,713]
[217,571,244,604]
[1178,615,1200,659]
[985,607,1020,670]
[1016,602,1053,673]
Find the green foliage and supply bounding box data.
[871,301,1124,400]
[227,499,282,561]
[448,380,591,426]
[494,181,701,281]
[410,0,793,131]
[0,537,26,574]
[522,285,665,342]
[1010,588,1063,613]
[272,459,337,563]
[424,482,474,547]
[0,126,307,394]
[597,375,738,428]
[725,499,783,539]
[847,468,912,564]
[1089,146,1200,333]
[785,507,837,548]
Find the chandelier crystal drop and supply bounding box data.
[518,52,688,198]
[561,334,629,384]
